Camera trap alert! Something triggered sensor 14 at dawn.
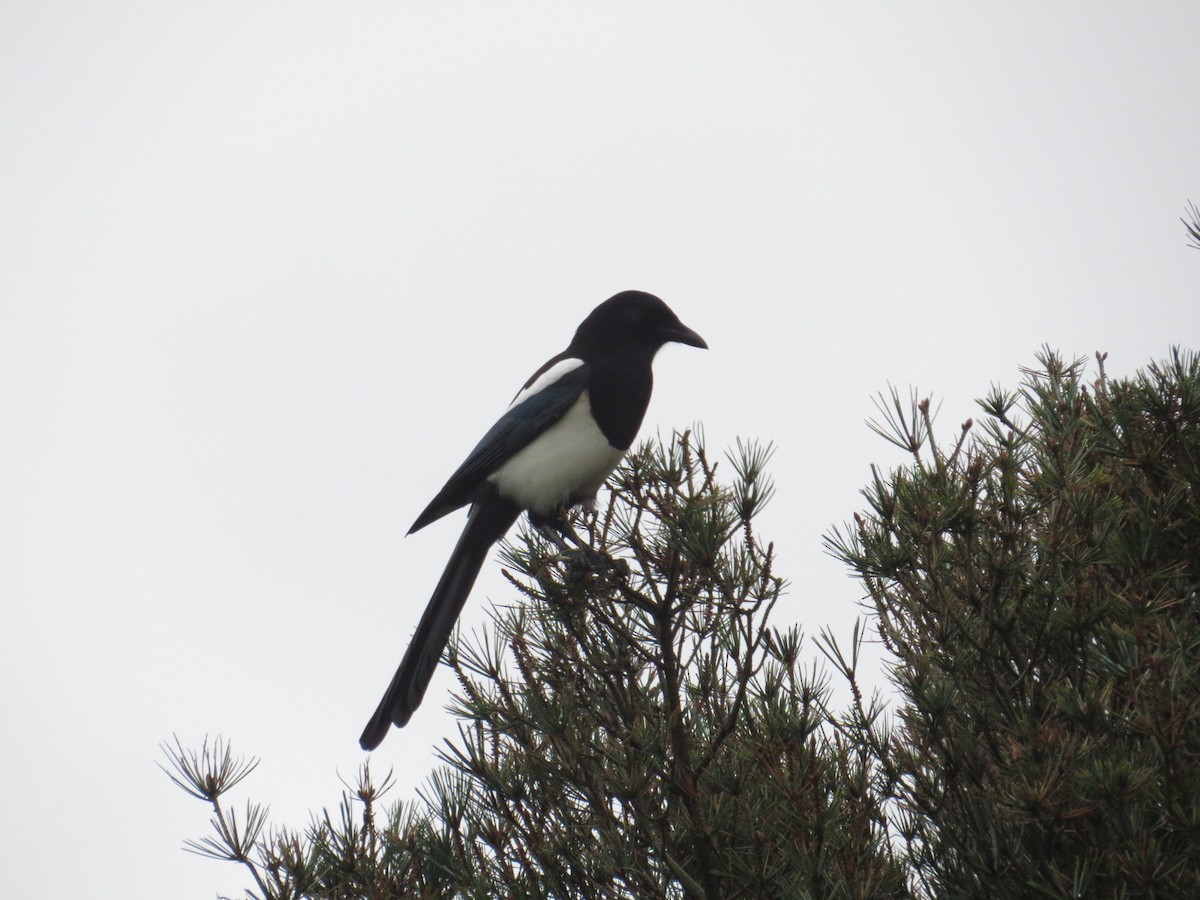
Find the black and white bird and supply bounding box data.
[359,290,706,750]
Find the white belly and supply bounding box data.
[487,392,625,516]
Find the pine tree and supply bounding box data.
[164,432,908,899]
[828,349,1200,897]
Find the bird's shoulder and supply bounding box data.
[507,352,588,409]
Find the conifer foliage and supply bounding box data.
[165,433,908,899]
[166,347,1200,898]
[828,348,1200,897]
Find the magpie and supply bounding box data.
[359,290,706,750]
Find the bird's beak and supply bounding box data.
[662,322,708,350]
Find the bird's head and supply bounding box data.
[571,290,707,359]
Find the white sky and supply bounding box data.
[2,3,1196,896]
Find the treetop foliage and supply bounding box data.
[166,432,908,899]
[828,347,1200,897]
[166,345,1200,899]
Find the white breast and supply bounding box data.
[488,391,625,516]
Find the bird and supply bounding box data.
[359,290,707,750]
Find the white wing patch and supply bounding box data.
[507,357,585,411]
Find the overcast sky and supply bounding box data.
[2,3,1196,896]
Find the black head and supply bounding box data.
[569,290,707,360]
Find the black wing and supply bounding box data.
[408,364,588,533]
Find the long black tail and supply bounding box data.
[359,495,520,751]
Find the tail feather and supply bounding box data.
[359,495,520,751]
